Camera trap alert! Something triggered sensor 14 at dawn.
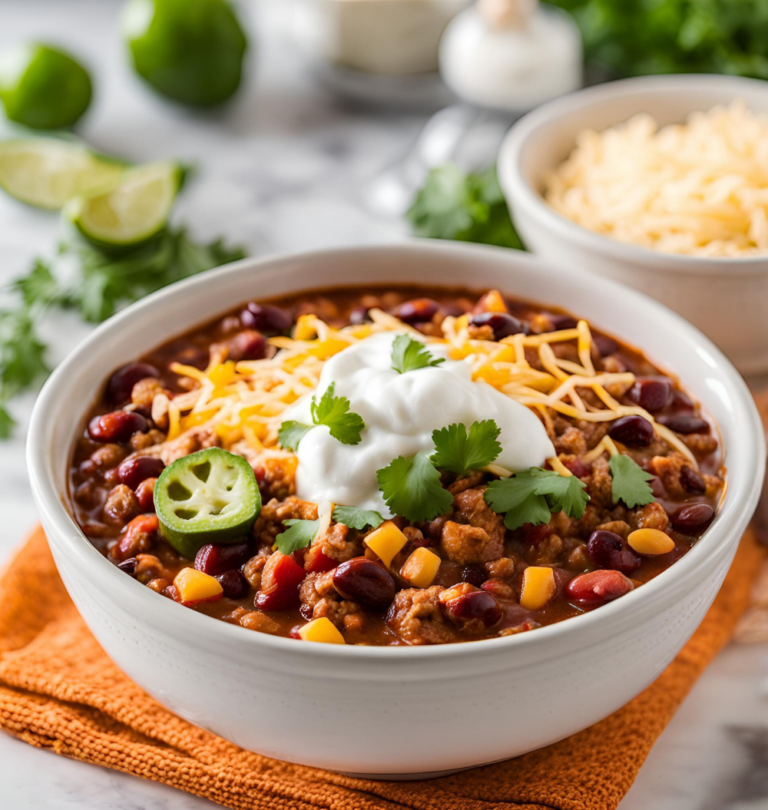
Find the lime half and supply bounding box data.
[65,160,182,248]
[0,138,125,210]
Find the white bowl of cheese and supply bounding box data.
[498,74,768,375]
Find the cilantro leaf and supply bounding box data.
[10,260,63,308]
[609,454,655,508]
[484,471,552,530]
[310,382,365,445]
[332,506,384,531]
[0,403,14,439]
[484,467,591,530]
[407,164,524,250]
[274,519,320,555]
[391,334,445,374]
[377,451,453,523]
[278,421,313,452]
[430,420,502,475]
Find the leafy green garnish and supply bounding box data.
[484,468,590,531]
[609,454,655,508]
[310,383,365,445]
[274,519,320,555]
[391,334,445,374]
[407,164,524,249]
[377,451,453,523]
[277,421,314,452]
[430,420,502,476]
[332,506,384,531]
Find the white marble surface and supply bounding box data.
[1,1,767,808]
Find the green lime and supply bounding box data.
[0,138,124,210]
[0,43,92,129]
[64,160,183,248]
[122,0,248,107]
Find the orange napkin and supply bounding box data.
[0,526,763,810]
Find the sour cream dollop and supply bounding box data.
[283,332,555,516]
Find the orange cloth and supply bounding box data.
[0,526,763,810]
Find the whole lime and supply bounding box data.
[0,43,92,130]
[123,0,248,107]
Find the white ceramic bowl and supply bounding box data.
[27,242,764,777]
[498,74,768,375]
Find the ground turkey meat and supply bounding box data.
[445,487,505,564]
[299,571,361,629]
[628,502,669,532]
[387,586,454,645]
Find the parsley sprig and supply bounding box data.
[278,382,366,451]
[484,468,590,531]
[609,454,655,508]
[391,334,444,374]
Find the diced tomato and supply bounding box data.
[304,545,337,573]
[255,552,306,611]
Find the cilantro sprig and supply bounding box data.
[430,420,502,475]
[332,506,384,531]
[278,382,366,451]
[274,519,320,555]
[609,454,655,508]
[377,451,453,523]
[484,468,590,531]
[391,334,445,374]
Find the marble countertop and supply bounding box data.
[2,2,767,808]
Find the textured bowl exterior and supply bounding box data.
[498,75,768,375]
[28,243,764,776]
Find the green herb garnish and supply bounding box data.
[391,334,444,374]
[277,421,314,452]
[274,519,320,555]
[377,450,453,523]
[609,454,655,508]
[430,420,502,476]
[332,506,384,531]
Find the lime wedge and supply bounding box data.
[0,138,125,210]
[65,161,182,248]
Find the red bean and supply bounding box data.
[481,578,516,600]
[255,552,306,611]
[587,530,641,575]
[333,557,396,612]
[680,466,707,495]
[566,570,634,605]
[461,564,487,587]
[608,415,655,447]
[393,298,440,324]
[241,302,292,334]
[349,306,371,325]
[227,330,266,361]
[629,378,672,413]
[216,570,248,599]
[117,456,165,490]
[471,311,530,339]
[659,415,710,434]
[107,363,160,405]
[671,503,715,534]
[135,477,157,512]
[670,389,694,411]
[117,557,138,575]
[594,335,620,357]
[443,589,502,629]
[548,314,578,330]
[289,625,302,639]
[88,411,148,443]
[195,541,252,576]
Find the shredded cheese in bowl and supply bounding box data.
[544,101,768,258]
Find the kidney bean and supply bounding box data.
[650,476,667,499]
[548,314,578,330]
[594,335,620,357]
[195,541,252,576]
[587,530,641,575]
[349,305,371,325]
[107,363,160,405]
[117,456,164,490]
[629,378,672,413]
[470,311,529,339]
[255,552,305,611]
[659,414,710,434]
[216,570,248,599]
[481,578,516,600]
[561,457,589,479]
[289,625,303,639]
[680,465,707,495]
[228,330,266,361]
[392,298,440,324]
[240,302,292,334]
[117,557,138,575]
[88,411,148,444]
[135,477,157,512]
[671,503,715,534]
[461,564,487,587]
[670,389,694,411]
[442,589,502,629]
[608,415,655,447]
[333,557,396,612]
[114,514,159,561]
[566,570,634,605]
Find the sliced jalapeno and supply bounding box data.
[154,447,261,558]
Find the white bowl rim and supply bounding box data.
[499,73,768,273]
[26,240,765,662]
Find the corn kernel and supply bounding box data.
[298,617,346,644]
[401,547,442,588]
[628,529,675,556]
[174,568,223,605]
[365,521,407,568]
[520,566,556,611]
[293,314,319,341]
[483,289,507,313]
